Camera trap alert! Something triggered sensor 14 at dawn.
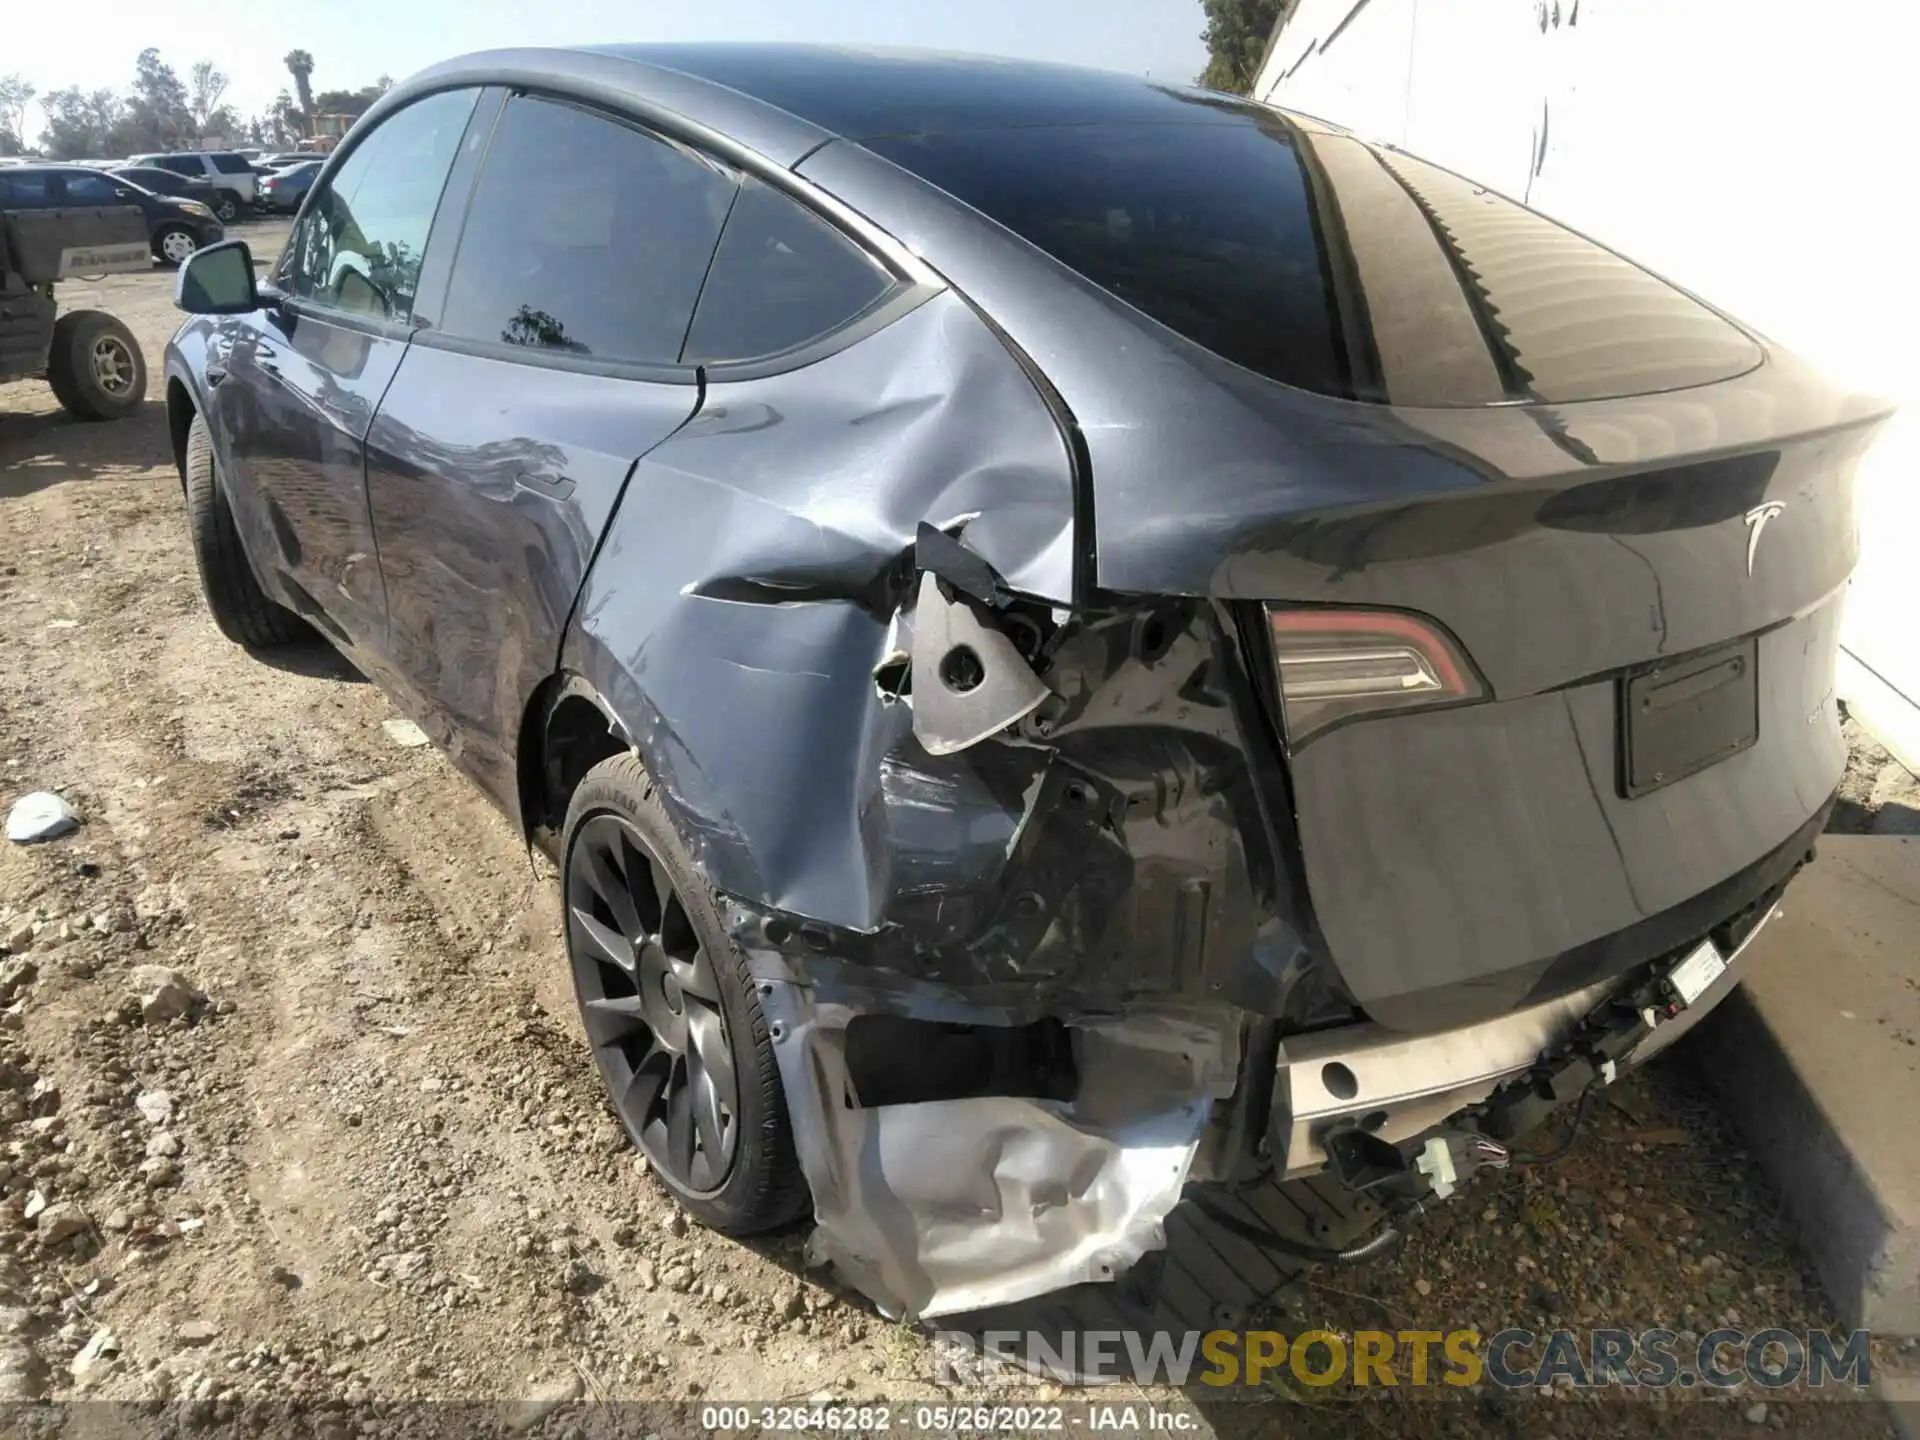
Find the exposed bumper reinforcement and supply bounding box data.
[1274,905,1781,1178]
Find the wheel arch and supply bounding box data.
[165,374,198,490]
[516,670,635,861]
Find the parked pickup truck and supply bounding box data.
[1,200,148,419]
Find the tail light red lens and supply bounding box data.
[1265,605,1486,744]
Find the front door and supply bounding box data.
[213,88,480,653]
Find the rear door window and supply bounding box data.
[59,172,119,205]
[211,153,253,174]
[282,88,478,324]
[436,95,737,366]
[157,155,201,176]
[681,178,896,365]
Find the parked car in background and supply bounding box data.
[124,151,256,219]
[255,160,321,213]
[255,152,325,171]
[162,45,1892,1323]
[0,164,222,266]
[111,165,218,206]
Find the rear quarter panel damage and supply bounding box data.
[558,289,1319,1316]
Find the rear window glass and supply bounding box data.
[211,153,253,173]
[865,114,1760,406]
[682,179,895,365]
[866,119,1348,398]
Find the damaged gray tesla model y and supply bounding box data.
[163,45,1892,1320]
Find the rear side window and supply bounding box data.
[437,95,737,366]
[59,172,118,205]
[682,178,895,365]
[284,88,478,324]
[211,153,253,174]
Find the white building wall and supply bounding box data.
[1255,0,1919,766]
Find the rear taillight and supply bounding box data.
[1265,605,1486,744]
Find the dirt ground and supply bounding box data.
[1,225,1914,1434]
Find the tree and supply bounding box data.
[284,49,316,131]
[39,86,128,159]
[1198,0,1288,94]
[0,73,35,155]
[312,83,391,122]
[189,61,230,132]
[125,47,193,150]
[261,89,304,146]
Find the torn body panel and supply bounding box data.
[559,291,1322,1314]
[755,972,1241,1319]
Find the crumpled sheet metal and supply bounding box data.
[556,286,1302,1318]
[758,975,1242,1319]
[560,289,1076,930]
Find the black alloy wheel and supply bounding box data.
[567,811,740,1195]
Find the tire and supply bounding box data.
[154,225,198,267]
[46,310,146,421]
[182,413,308,648]
[211,191,239,222]
[561,753,807,1234]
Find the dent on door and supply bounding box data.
[220,311,406,648]
[559,292,1317,1317]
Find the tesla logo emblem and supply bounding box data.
[1744,502,1786,576]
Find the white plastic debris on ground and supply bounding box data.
[381,717,431,748]
[5,792,79,844]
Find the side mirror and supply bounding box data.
[174,239,260,315]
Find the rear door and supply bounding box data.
[213,87,480,652]
[362,92,736,812]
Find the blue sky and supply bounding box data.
[12,0,1210,137]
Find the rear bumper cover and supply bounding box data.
[749,967,1243,1320]
[736,797,1815,1318]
